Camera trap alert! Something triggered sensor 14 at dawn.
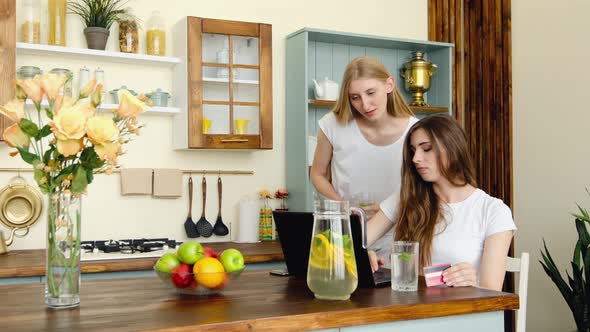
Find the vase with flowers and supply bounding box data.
[0,73,147,308]
[258,189,273,241]
[274,189,289,211]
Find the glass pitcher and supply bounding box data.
[307,200,366,300]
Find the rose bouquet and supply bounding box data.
[274,188,289,211]
[0,73,147,308]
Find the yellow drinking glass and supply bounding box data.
[235,118,250,135]
[202,117,211,134]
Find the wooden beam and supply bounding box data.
[0,0,16,140]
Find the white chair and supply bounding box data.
[506,252,530,332]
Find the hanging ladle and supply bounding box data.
[213,175,229,236]
[195,176,214,237]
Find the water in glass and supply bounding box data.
[391,241,419,292]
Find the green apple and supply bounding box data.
[155,253,180,273]
[177,241,204,264]
[219,248,245,272]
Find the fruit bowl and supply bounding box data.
[154,266,245,295]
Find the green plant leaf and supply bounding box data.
[86,167,94,184]
[80,147,104,169]
[43,148,54,165]
[18,118,39,138]
[45,108,54,120]
[71,166,88,193]
[16,147,39,165]
[540,239,574,309]
[38,125,52,139]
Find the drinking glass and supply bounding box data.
[391,241,419,291]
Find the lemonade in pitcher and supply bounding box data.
[307,200,364,300]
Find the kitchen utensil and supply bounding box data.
[213,176,229,236]
[146,88,171,107]
[235,118,250,135]
[195,176,213,237]
[183,176,199,238]
[399,51,437,106]
[110,85,137,104]
[0,175,43,254]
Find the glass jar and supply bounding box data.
[17,66,42,80]
[48,0,66,46]
[49,68,73,97]
[118,8,138,53]
[21,0,41,44]
[146,11,166,56]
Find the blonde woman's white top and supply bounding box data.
[318,112,418,257]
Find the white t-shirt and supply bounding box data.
[379,189,516,270]
[319,113,418,256]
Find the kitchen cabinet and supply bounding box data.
[0,0,16,141]
[286,28,454,211]
[172,17,273,150]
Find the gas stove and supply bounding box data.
[80,238,180,261]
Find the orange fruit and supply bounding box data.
[193,257,226,288]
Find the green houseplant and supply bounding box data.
[541,190,590,332]
[68,0,129,50]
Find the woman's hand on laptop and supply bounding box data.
[368,250,384,272]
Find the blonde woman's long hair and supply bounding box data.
[393,115,477,267]
[332,56,414,124]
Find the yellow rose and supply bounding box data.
[3,123,30,149]
[39,73,67,101]
[86,116,119,145]
[95,142,121,161]
[51,105,88,140]
[53,95,76,115]
[79,79,97,99]
[16,77,44,106]
[91,84,103,108]
[57,138,84,157]
[0,99,25,122]
[117,89,146,118]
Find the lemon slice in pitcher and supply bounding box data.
[311,234,331,260]
[344,257,358,279]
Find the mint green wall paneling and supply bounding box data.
[308,41,318,135]
[332,43,349,86]
[427,48,453,114]
[349,45,366,61]
[365,47,384,62]
[286,32,310,211]
[396,50,414,105]
[379,49,398,79]
[315,42,334,81]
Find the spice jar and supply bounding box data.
[21,0,41,44]
[118,8,138,53]
[48,0,67,46]
[17,66,42,80]
[49,68,73,97]
[146,11,166,56]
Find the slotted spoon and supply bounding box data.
[195,176,213,237]
[213,175,229,236]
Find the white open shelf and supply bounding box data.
[17,42,181,66]
[25,99,180,116]
[202,77,259,85]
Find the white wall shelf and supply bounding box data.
[202,77,259,85]
[26,99,180,116]
[16,43,181,66]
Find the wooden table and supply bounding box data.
[0,270,518,332]
[0,241,283,278]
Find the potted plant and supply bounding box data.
[68,0,129,50]
[541,190,590,332]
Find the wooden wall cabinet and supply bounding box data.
[173,17,273,149]
[286,28,454,211]
[0,0,16,140]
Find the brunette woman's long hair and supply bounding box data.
[332,56,413,124]
[393,115,477,266]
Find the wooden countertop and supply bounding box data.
[0,270,519,332]
[0,241,283,278]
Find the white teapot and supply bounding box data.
[312,77,339,101]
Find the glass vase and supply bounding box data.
[45,192,81,308]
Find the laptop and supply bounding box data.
[272,211,391,288]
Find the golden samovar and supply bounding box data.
[400,51,437,106]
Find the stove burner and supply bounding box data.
[80,238,181,254]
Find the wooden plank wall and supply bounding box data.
[0,0,16,140]
[428,1,514,331]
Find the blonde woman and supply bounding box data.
[367,115,516,291]
[310,56,418,262]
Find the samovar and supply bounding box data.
[400,51,437,106]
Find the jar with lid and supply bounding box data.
[118,7,138,53]
[146,11,166,56]
[48,0,67,46]
[17,66,43,80]
[49,68,73,97]
[21,0,41,44]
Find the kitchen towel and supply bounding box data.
[235,198,260,243]
[120,168,153,195]
[152,168,183,198]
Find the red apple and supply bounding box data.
[171,264,193,288]
[203,247,219,259]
